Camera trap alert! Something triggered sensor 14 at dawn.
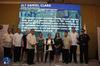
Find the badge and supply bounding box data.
[3,57,10,64]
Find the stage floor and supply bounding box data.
[0,60,100,66]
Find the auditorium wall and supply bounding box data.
[0,4,100,59]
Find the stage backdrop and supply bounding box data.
[18,3,81,39]
[18,3,81,61]
[0,24,9,61]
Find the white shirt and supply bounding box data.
[26,33,36,49]
[63,36,72,49]
[69,32,79,46]
[44,39,54,51]
[2,33,13,48]
[13,33,23,47]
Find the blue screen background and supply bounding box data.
[19,3,81,39]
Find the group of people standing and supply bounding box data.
[2,27,90,65]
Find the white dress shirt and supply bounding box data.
[13,33,23,47]
[63,36,72,49]
[26,33,36,49]
[2,33,13,48]
[69,32,79,46]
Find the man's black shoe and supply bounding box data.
[66,62,68,64]
[75,61,77,63]
[32,62,35,64]
[85,62,88,64]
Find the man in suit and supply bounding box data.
[78,28,90,64]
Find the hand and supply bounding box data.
[44,44,46,45]
[62,47,64,49]
[54,46,57,49]
[68,47,70,50]
[36,43,38,45]
[22,44,24,47]
[32,44,35,46]
[40,46,43,49]
[47,43,50,45]
[11,46,14,51]
[57,46,59,49]
[55,47,58,49]
[12,45,14,48]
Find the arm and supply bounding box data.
[44,39,46,45]
[57,44,61,49]
[22,40,24,47]
[36,38,39,45]
[68,37,72,50]
[68,41,71,50]
[22,35,24,47]
[34,35,37,45]
[13,34,15,46]
[78,36,81,41]
[77,35,81,45]
[44,39,50,45]
[62,38,64,49]
[57,39,62,48]
[54,39,57,48]
[77,33,79,39]
[51,39,55,45]
[43,39,45,45]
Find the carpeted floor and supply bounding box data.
[0,60,100,66]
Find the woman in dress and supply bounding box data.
[54,33,63,63]
[36,33,44,63]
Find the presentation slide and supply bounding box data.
[19,3,81,39]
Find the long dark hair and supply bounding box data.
[54,33,60,39]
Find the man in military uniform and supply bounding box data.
[78,28,90,64]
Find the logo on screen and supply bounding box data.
[3,57,10,64]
